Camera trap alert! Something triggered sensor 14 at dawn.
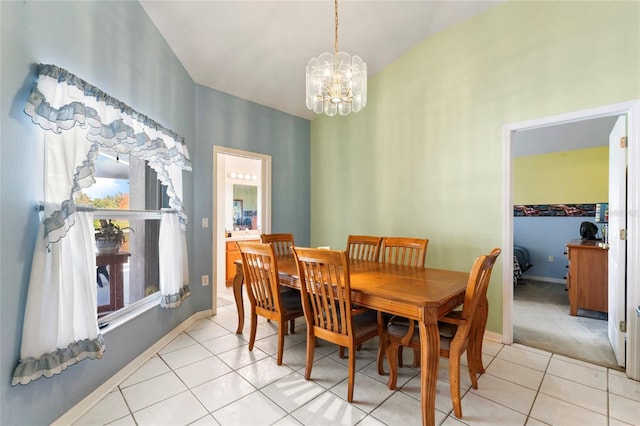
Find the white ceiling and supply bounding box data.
[139,0,505,120]
[512,116,619,157]
[139,0,618,154]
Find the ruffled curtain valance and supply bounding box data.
[24,63,191,247]
[13,64,191,386]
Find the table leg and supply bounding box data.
[419,321,440,426]
[111,263,125,310]
[232,263,245,334]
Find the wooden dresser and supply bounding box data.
[566,239,608,315]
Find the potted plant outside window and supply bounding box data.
[95,219,133,254]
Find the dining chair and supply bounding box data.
[260,233,295,256]
[237,241,305,366]
[259,233,297,332]
[380,236,429,266]
[378,236,430,370]
[385,248,501,419]
[438,249,501,382]
[292,246,380,403]
[346,235,383,261]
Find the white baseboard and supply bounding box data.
[521,275,566,285]
[52,309,214,426]
[484,330,503,343]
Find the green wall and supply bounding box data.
[310,1,639,334]
[514,146,609,204]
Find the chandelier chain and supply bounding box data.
[334,0,339,56]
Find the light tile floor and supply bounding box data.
[74,286,640,426]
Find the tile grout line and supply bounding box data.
[523,348,553,424]
[99,296,628,426]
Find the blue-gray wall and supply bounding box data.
[0,2,310,425]
[193,86,311,280]
[514,217,602,281]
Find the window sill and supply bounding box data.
[98,293,161,334]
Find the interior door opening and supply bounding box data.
[502,100,640,378]
[212,147,271,311]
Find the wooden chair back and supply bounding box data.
[346,235,383,261]
[238,241,282,315]
[292,247,354,341]
[380,237,429,267]
[456,248,502,333]
[260,233,294,256]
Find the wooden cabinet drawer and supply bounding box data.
[225,239,259,285]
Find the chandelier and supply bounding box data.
[305,0,367,116]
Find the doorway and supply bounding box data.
[502,100,640,379]
[212,146,272,311]
[511,116,619,367]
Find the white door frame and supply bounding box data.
[502,100,640,380]
[212,146,272,312]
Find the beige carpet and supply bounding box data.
[513,279,618,369]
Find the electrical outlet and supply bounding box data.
[548,255,554,262]
[201,275,209,286]
[202,218,208,228]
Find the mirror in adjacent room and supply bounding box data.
[233,184,258,230]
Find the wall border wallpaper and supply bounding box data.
[513,204,596,217]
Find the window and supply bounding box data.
[77,152,167,318]
[15,64,191,386]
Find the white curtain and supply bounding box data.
[159,211,190,308]
[13,209,100,386]
[13,64,191,386]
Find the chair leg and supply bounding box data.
[289,318,295,334]
[277,321,286,366]
[474,329,485,374]
[412,348,420,368]
[347,345,356,402]
[449,351,463,419]
[377,332,387,375]
[386,341,400,390]
[475,300,489,374]
[398,346,404,367]
[248,313,258,351]
[339,346,346,359]
[305,330,315,380]
[468,330,484,389]
[475,336,485,373]
[376,312,388,375]
[467,349,479,389]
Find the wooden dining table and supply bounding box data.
[231,255,469,426]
